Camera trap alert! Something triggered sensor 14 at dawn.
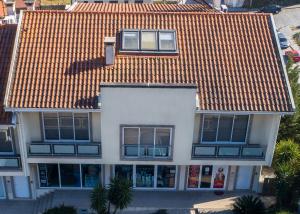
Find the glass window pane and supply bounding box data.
[202,115,218,142]
[81,165,101,188]
[123,31,139,50]
[157,166,176,188]
[0,130,13,153]
[217,115,233,142]
[212,166,228,189]
[59,113,74,140]
[60,164,81,187]
[124,128,139,145]
[44,113,59,140]
[136,165,154,188]
[140,128,154,145]
[200,165,212,188]
[187,165,200,188]
[141,31,157,50]
[74,113,89,140]
[159,32,176,51]
[232,115,249,142]
[39,164,59,187]
[115,165,133,186]
[155,128,171,146]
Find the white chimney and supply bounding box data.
[104,37,116,65]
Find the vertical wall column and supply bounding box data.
[5,177,14,199]
[178,165,186,191]
[104,164,111,186]
[252,166,263,193]
[227,166,237,191]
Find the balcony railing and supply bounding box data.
[0,155,21,169]
[192,144,266,160]
[27,142,101,157]
[122,144,171,159]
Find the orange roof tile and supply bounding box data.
[5,10,294,112]
[0,24,16,124]
[0,0,7,18]
[72,2,214,12]
[15,0,27,10]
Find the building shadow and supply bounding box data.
[74,95,98,109]
[65,57,105,75]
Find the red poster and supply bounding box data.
[213,167,225,189]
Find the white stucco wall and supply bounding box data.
[101,86,196,165]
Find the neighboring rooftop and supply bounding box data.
[0,24,16,124]
[4,9,294,112]
[0,0,7,19]
[71,2,214,12]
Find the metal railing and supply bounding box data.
[0,155,21,169]
[123,144,171,159]
[192,144,265,159]
[28,142,101,157]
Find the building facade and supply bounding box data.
[0,4,294,199]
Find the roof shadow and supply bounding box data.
[74,95,98,108]
[65,57,105,75]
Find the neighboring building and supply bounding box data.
[0,4,294,199]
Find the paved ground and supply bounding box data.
[0,190,276,214]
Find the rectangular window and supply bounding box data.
[201,115,249,144]
[122,31,139,50]
[122,126,172,158]
[39,164,59,187]
[43,112,90,141]
[187,165,200,188]
[81,165,101,188]
[141,31,157,50]
[157,165,176,188]
[60,164,81,187]
[0,129,13,153]
[115,165,133,186]
[136,165,154,188]
[200,165,212,188]
[159,31,176,51]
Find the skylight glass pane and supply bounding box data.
[123,31,139,50]
[159,31,176,51]
[141,31,157,50]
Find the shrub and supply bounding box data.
[152,209,168,214]
[233,195,266,214]
[43,204,77,214]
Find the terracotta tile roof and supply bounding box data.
[0,24,16,124]
[15,0,27,10]
[0,0,7,18]
[5,10,294,112]
[71,2,214,12]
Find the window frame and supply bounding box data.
[121,125,174,159]
[200,114,250,144]
[121,29,178,53]
[121,30,140,51]
[42,112,91,142]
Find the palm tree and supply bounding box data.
[233,195,265,214]
[90,184,108,214]
[108,177,132,214]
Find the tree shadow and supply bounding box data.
[64,57,105,75]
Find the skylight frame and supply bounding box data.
[158,30,177,52]
[122,30,140,51]
[140,30,158,51]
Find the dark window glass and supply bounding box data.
[157,165,176,188]
[136,165,154,188]
[200,165,212,188]
[44,113,59,140]
[140,128,154,145]
[115,165,133,186]
[124,128,139,145]
[60,164,81,187]
[232,115,249,142]
[202,115,218,142]
[74,113,89,140]
[81,165,101,188]
[59,113,74,140]
[155,128,170,146]
[39,164,59,187]
[217,115,233,141]
[0,129,13,152]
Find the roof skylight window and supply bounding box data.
[122,31,139,50]
[121,29,177,53]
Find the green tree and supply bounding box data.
[233,195,266,214]
[273,139,300,209]
[278,59,300,142]
[90,178,132,214]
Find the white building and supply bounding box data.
[0,4,294,199]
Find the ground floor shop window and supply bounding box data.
[157,165,176,188]
[81,165,101,188]
[187,165,228,189]
[38,164,101,188]
[115,165,133,185]
[136,165,154,188]
[114,165,177,189]
[39,164,59,187]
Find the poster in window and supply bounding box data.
[187,165,200,188]
[212,166,228,189]
[200,165,212,188]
